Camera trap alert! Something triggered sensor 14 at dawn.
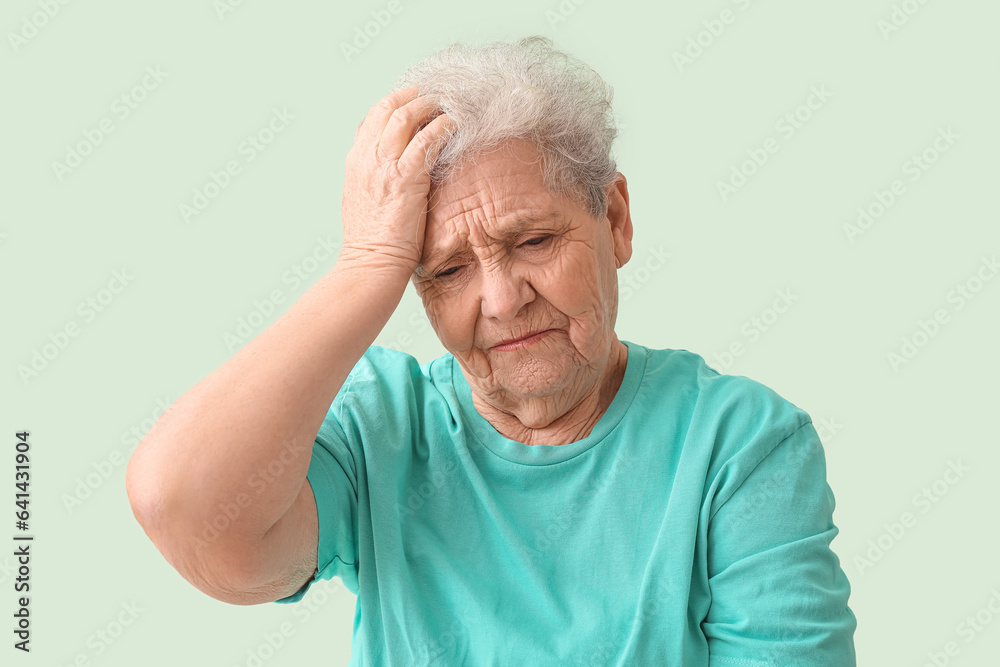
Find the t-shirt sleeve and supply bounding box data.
[272,387,361,604]
[702,420,858,666]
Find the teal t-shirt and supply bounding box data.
[275,340,857,666]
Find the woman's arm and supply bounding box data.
[125,85,455,604]
[125,259,409,604]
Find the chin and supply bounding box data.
[488,354,577,399]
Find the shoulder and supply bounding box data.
[633,342,815,473]
[337,345,442,390]
[330,345,453,424]
[638,345,808,419]
[314,345,456,459]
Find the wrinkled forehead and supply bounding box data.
[419,146,570,267]
[426,140,551,218]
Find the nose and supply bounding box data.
[478,264,535,322]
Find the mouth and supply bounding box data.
[490,329,554,352]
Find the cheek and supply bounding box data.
[425,292,477,348]
[540,253,604,314]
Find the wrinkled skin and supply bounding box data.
[411,139,634,446]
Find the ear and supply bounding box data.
[605,173,633,269]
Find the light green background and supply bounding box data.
[2,0,998,665]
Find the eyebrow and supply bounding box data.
[417,211,564,275]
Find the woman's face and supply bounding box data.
[412,139,632,416]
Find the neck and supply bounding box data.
[468,339,629,446]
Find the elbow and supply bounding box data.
[125,439,168,534]
[125,444,272,604]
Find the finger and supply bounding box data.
[375,95,443,162]
[397,112,455,177]
[356,85,421,146]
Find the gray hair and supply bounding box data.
[391,35,620,221]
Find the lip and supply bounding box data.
[491,329,554,351]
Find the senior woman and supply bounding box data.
[126,36,857,665]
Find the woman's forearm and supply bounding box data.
[125,255,410,584]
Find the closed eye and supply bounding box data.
[434,237,550,278]
[434,265,462,279]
